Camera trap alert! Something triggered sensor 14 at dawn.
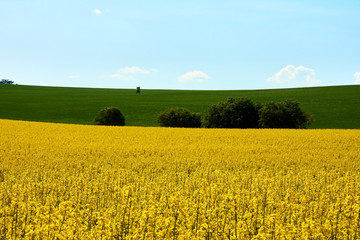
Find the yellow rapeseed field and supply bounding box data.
[0,119,360,239]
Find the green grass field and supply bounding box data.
[1,84,359,128]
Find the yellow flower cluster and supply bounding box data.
[0,119,359,239]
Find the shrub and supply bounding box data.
[157,108,201,128]
[258,100,313,128]
[0,79,14,84]
[94,107,125,126]
[203,98,260,128]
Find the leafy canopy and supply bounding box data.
[94,107,125,126]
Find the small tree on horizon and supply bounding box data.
[0,79,14,84]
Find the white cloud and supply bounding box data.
[266,65,320,86]
[117,66,156,74]
[93,9,102,16]
[99,66,156,82]
[354,72,360,84]
[178,71,210,83]
[100,74,137,81]
[110,74,137,81]
[68,75,80,79]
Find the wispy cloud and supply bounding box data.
[93,9,102,16]
[178,71,210,83]
[100,66,156,82]
[99,74,137,81]
[111,74,136,81]
[117,66,156,74]
[354,72,360,84]
[68,75,80,79]
[266,65,320,86]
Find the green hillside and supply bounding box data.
[1,84,359,128]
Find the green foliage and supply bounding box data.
[157,108,201,128]
[94,107,125,126]
[1,84,359,128]
[203,98,259,128]
[259,100,313,129]
[0,79,14,84]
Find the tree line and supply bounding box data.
[94,98,313,129]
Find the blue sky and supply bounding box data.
[1,0,359,90]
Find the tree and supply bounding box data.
[0,79,14,84]
[203,98,260,128]
[258,100,313,128]
[94,107,125,126]
[157,108,201,128]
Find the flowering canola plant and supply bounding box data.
[0,119,360,239]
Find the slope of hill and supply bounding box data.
[0,84,359,128]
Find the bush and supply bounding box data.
[258,100,313,128]
[94,107,125,126]
[203,98,260,128]
[0,79,14,84]
[157,108,201,128]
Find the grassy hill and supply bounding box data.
[1,84,359,128]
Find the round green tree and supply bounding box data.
[157,108,201,128]
[94,107,125,126]
[258,100,313,128]
[203,98,260,128]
